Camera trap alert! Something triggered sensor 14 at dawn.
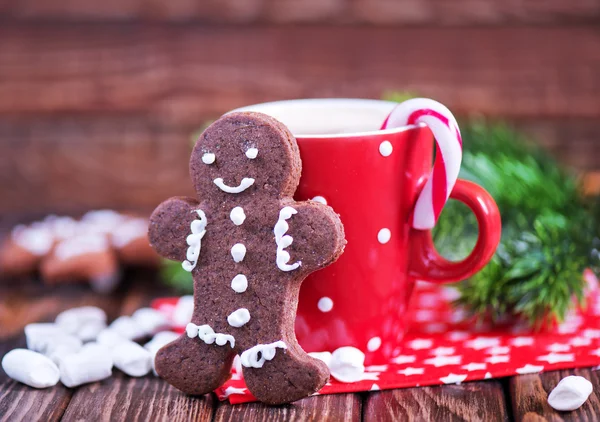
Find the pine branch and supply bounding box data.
[433,120,599,325]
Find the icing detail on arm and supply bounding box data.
[213,178,255,194]
[202,153,216,164]
[229,207,246,226]
[274,206,301,272]
[55,234,109,260]
[182,210,207,272]
[231,243,246,263]
[227,308,250,328]
[185,323,235,348]
[245,148,258,159]
[240,341,287,368]
[231,274,248,293]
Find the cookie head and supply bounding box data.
[190,112,301,199]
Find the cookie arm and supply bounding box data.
[148,197,200,262]
[284,202,346,275]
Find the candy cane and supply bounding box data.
[381,98,462,230]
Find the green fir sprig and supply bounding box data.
[432,120,600,325]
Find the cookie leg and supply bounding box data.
[242,345,329,405]
[155,335,234,396]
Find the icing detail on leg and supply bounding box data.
[186,323,235,348]
[182,210,207,272]
[274,207,301,272]
[240,341,287,368]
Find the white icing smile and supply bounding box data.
[214,178,255,194]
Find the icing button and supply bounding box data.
[231,274,248,293]
[231,243,247,263]
[202,153,216,164]
[230,207,246,226]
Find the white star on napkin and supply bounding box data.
[398,367,425,376]
[515,364,544,374]
[485,355,510,364]
[461,362,487,371]
[431,347,455,356]
[424,355,462,367]
[511,337,534,347]
[392,355,417,365]
[440,373,467,384]
[537,353,574,364]
[408,339,433,350]
[547,343,570,353]
[466,337,500,350]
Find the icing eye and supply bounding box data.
[202,153,216,165]
[245,148,258,159]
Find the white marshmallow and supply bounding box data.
[329,347,366,383]
[548,376,593,411]
[144,333,179,356]
[45,335,83,365]
[172,295,194,327]
[131,307,169,336]
[96,329,127,348]
[109,316,145,340]
[59,343,113,388]
[76,320,107,342]
[55,306,107,339]
[24,323,67,353]
[2,349,60,388]
[308,351,333,368]
[144,331,179,375]
[112,341,152,377]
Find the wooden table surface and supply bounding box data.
[1,272,600,422]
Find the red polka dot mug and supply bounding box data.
[234,99,501,364]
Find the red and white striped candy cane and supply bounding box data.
[381,98,463,230]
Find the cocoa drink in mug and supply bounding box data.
[234,98,501,364]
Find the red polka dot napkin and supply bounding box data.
[152,270,600,404]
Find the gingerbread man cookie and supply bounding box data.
[149,112,346,404]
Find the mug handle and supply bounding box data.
[408,179,501,283]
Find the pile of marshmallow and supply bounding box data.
[1,306,179,389]
[308,348,375,384]
[0,210,159,292]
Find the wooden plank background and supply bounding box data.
[0,1,599,215]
